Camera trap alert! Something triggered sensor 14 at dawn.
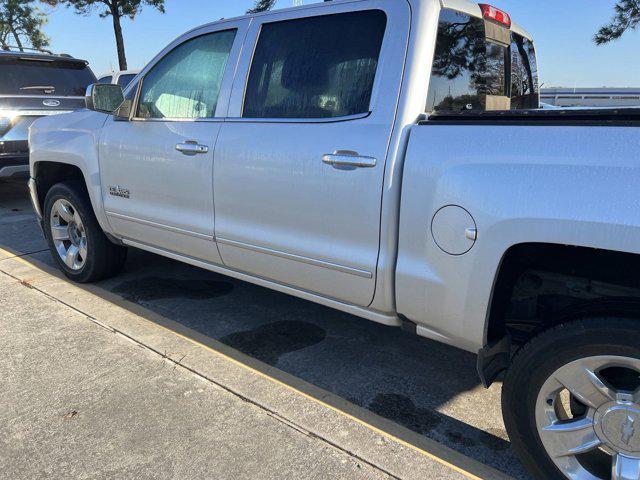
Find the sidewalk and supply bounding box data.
[1,271,394,479]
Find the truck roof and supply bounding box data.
[183,0,534,42]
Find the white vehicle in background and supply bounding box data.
[97,70,139,89]
[27,1,640,479]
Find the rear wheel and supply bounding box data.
[503,318,640,480]
[44,182,126,282]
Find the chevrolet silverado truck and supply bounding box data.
[27,1,640,478]
[0,48,95,181]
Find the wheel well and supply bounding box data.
[487,243,640,347]
[34,162,87,211]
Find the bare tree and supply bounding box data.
[41,0,165,69]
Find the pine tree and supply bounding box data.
[0,0,49,51]
[41,0,165,69]
[247,0,276,14]
[595,0,640,44]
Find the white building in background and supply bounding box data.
[541,87,640,108]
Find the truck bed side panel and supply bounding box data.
[396,123,640,352]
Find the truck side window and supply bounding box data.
[426,9,508,113]
[243,10,387,119]
[136,29,236,120]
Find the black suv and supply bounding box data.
[0,49,96,181]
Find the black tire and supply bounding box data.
[43,181,127,283]
[502,318,640,480]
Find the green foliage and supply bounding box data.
[41,0,165,69]
[41,0,165,19]
[247,0,276,14]
[595,0,640,44]
[0,0,49,51]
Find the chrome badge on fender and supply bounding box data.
[109,185,130,199]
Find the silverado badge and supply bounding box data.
[109,185,130,199]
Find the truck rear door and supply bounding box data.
[213,1,410,307]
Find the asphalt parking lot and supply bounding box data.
[0,179,529,479]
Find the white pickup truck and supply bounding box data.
[27,1,640,478]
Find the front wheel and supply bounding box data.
[503,318,640,480]
[44,182,127,283]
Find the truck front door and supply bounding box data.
[99,21,246,263]
[213,1,409,306]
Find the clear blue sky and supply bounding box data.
[40,0,640,87]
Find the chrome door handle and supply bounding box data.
[176,141,209,155]
[322,151,377,168]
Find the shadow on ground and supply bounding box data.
[0,181,528,479]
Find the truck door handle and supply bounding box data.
[175,141,209,155]
[322,151,377,168]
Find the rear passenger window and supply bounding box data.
[243,10,387,119]
[136,29,236,119]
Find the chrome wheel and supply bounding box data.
[50,199,87,271]
[536,356,640,480]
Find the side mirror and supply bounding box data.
[85,83,125,114]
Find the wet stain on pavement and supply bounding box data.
[370,393,511,452]
[220,320,326,365]
[113,277,234,303]
[368,393,442,434]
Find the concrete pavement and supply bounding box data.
[1,272,395,479]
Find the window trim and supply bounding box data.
[239,9,388,121]
[129,27,239,123]
[226,111,371,124]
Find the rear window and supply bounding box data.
[427,10,508,113]
[511,34,539,109]
[0,58,96,96]
[427,9,538,113]
[243,10,387,119]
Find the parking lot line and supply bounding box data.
[0,247,499,480]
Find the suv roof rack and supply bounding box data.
[1,45,54,55]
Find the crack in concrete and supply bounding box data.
[0,248,49,262]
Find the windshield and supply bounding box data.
[0,58,96,96]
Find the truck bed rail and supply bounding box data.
[422,108,640,127]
